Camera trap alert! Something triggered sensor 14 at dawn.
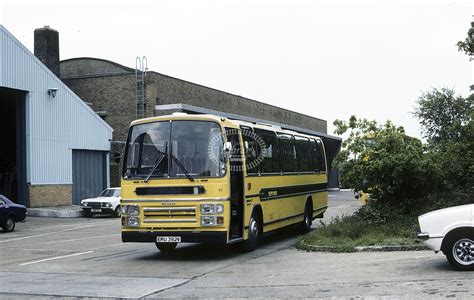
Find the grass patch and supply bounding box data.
[296,214,422,253]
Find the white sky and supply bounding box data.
[1,0,472,138]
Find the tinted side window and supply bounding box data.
[295,136,313,172]
[316,139,327,172]
[254,129,279,174]
[278,133,298,173]
[311,138,326,172]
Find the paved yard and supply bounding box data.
[1,191,472,299]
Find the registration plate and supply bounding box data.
[91,209,102,213]
[156,236,181,243]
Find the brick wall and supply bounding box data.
[62,74,149,142]
[61,58,327,144]
[150,72,327,133]
[61,58,329,186]
[29,184,72,207]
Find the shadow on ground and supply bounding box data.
[135,225,313,262]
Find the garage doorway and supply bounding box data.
[0,87,28,206]
[72,150,108,205]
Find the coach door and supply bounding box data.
[225,127,244,240]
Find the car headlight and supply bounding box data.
[122,204,140,216]
[200,204,224,214]
[105,202,112,208]
[201,216,224,226]
[82,202,88,207]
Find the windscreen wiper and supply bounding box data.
[144,142,168,182]
[170,154,195,182]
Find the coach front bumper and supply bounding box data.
[122,230,228,244]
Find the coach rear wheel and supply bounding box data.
[299,203,312,234]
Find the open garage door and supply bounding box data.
[0,87,28,206]
[72,150,107,205]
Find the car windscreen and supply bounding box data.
[99,189,116,197]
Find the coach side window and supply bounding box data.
[278,133,298,173]
[316,139,326,172]
[253,129,280,174]
[311,138,326,173]
[295,136,313,173]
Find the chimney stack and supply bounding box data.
[34,25,60,77]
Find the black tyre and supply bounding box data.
[241,212,261,252]
[2,216,16,232]
[114,205,121,218]
[155,242,177,253]
[299,202,312,234]
[445,234,474,271]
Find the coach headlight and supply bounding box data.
[201,216,224,226]
[122,204,140,216]
[127,216,140,227]
[200,204,224,214]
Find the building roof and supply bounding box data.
[155,103,341,141]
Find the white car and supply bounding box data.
[418,204,474,271]
[81,188,121,218]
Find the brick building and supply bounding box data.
[59,57,340,189]
[32,26,340,189]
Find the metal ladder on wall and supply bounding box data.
[135,56,148,119]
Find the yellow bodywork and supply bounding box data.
[121,114,328,244]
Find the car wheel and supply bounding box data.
[155,242,177,253]
[2,216,16,232]
[299,202,312,234]
[241,212,261,252]
[446,234,474,271]
[115,205,121,218]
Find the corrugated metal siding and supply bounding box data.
[0,25,113,185]
[72,150,107,204]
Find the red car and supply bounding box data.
[0,195,27,232]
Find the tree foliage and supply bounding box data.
[414,87,473,150]
[334,87,473,218]
[456,21,474,58]
[414,88,474,189]
[333,117,441,208]
[328,21,474,226]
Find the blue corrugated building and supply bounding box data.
[0,25,113,207]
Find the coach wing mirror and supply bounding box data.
[223,142,232,159]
